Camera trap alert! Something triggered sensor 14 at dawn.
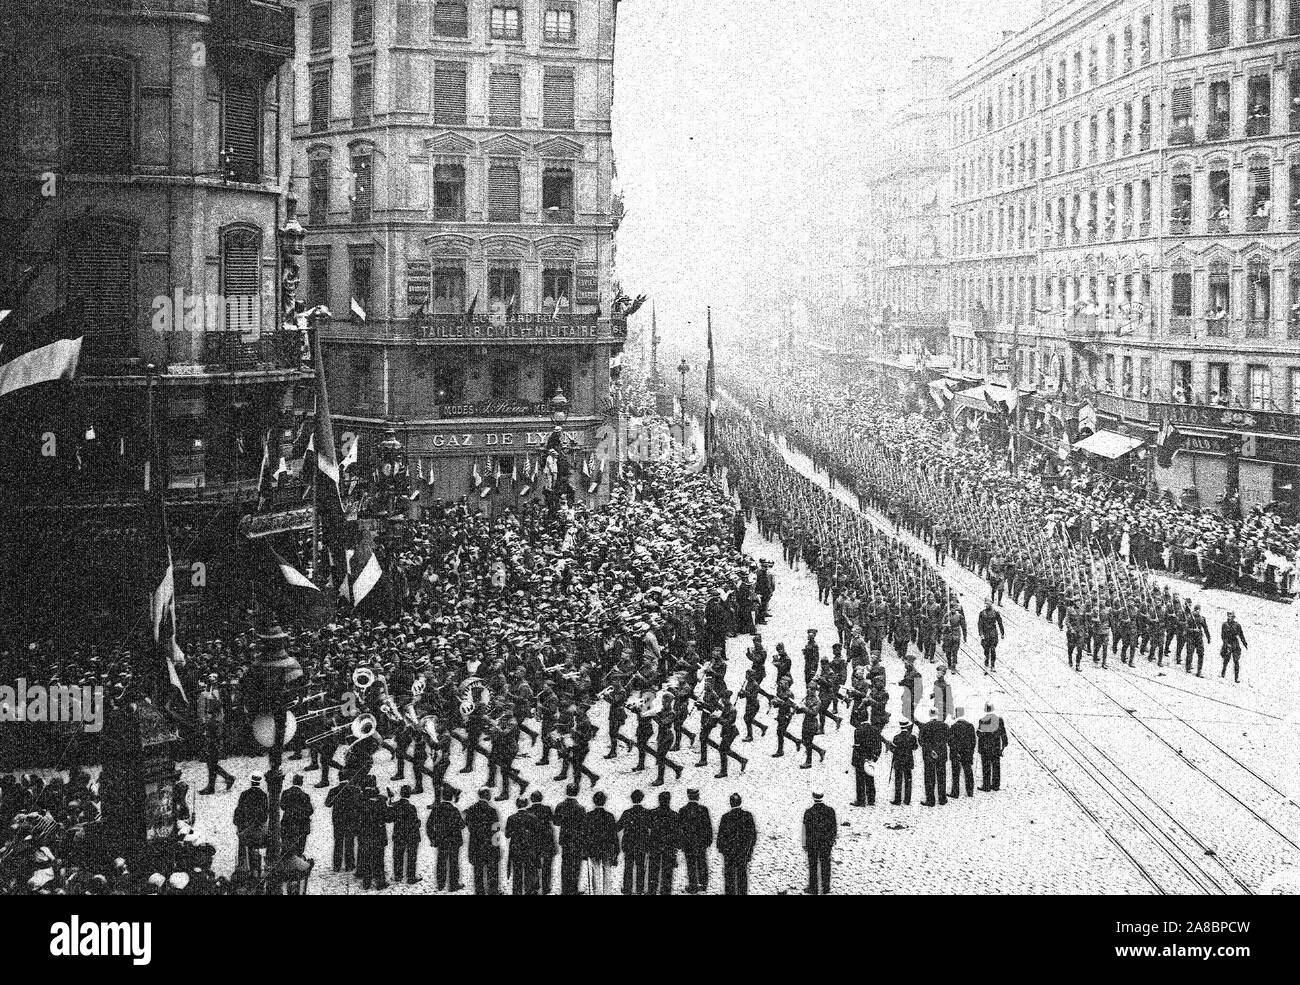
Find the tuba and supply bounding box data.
[348,713,378,748]
[352,666,376,692]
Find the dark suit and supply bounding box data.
[645,804,679,895]
[917,717,950,806]
[426,801,465,890]
[677,800,714,894]
[279,784,314,859]
[616,803,651,894]
[463,799,501,895]
[528,802,557,894]
[325,781,362,871]
[947,718,977,797]
[390,797,422,882]
[716,807,757,895]
[552,796,587,895]
[802,800,837,894]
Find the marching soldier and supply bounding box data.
[977,599,1004,672]
[1220,611,1247,682]
[1185,604,1211,676]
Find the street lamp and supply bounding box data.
[677,359,690,460]
[240,620,304,894]
[549,388,569,425]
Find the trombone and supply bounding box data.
[305,712,377,749]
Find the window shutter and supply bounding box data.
[489,72,522,126]
[310,72,330,132]
[433,62,467,124]
[353,0,374,44]
[396,1,413,44]
[352,155,373,221]
[1209,0,1230,34]
[221,230,261,336]
[1171,87,1192,117]
[72,237,133,336]
[308,158,330,224]
[223,82,260,181]
[69,57,132,171]
[352,65,373,123]
[543,70,575,128]
[488,163,519,221]
[310,4,332,50]
[433,1,469,37]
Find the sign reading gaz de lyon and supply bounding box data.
[410,427,593,456]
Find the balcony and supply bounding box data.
[1245,318,1271,340]
[1169,315,1193,336]
[1205,317,1229,338]
[541,205,574,224]
[1207,119,1230,141]
[1208,216,1230,234]
[1247,214,1271,233]
[1140,130,1152,150]
[1290,210,1300,230]
[208,1,295,59]
[324,313,629,346]
[202,330,303,372]
[1095,392,1300,438]
[1169,124,1194,146]
[1247,23,1273,43]
[432,205,465,221]
[1208,29,1231,50]
[1246,114,1271,138]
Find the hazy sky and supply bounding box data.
[612,0,1034,344]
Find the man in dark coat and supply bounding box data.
[676,788,714,894]
[715,792,757,895]
[850,717,883,807]
[325,775,362,872]
[233,773,269,874]
[552,783,587,895]
[463,787,501,895]
[645,790,680,895]
[977,702,1010,791]
[947,707,977,798]
[356,783,392,890]
[917,706,950,806]
[616,789,651,895]
[1219,611,1247,682]
[889,720,918,805]
[505,797,539,895]
[580,790,620,894]
[527,789,557,894]
[279,773,314,859]
[426,786,466,891]
[390,784,422,885]
[801,789,837,895]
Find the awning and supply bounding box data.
[1073,429,1144,459]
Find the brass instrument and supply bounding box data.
[348,713,378,748]
[352,666,376,692]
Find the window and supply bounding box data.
[433,1,469,38]
[1045,65,1054,103]
[487,161,520,222]
[1140,96,1152,148]
[1248,0,1273,40]
[1171,87,1193,144]
[433,62,467,125]
[221,80,261,182]
[542,69,575,129]
[1057,57,1067,98]
[1172,270,1193,317]
[69,219,136,343]
[1290,160,1300,227]
[488,267,519,305]
[308,158,330,225]
[1208,261,1231,331]
[1123,26,1134,69]
[1248,365,1273,409]
[353,0,373,45]
[1071,119,1081,169]
[350,252,373,319]
[1291,368,1300,411]
[1292,0,1300,34]
[1171,172,1192,233]
[1209,79,1230,139]
[544,8,575,43]
[1248,158,1273,231]
[1208,0,1231,48]
[220,227,261,338]
[431,266,465,314]
[352,355,374,407]
[310,70,331,133]
[1209,169,1231,232]
[541,166,573,222]
[543,361,571,400]
[1172,4,1192,53]
[1106,35,1116,77]
[68,56,132,172]
[1088,44,1098,86]
[1141,15,1152,61]
[350,151,372,222]
[489,70,522,127]
[1208,362,1230,403]
[542,267,572,314]
[307,252,329,308]
[433,163,465,220]
[351,63,373,125]
[1291,68,1300,131]
[491,361,520,400]
[1246,260,1271,331]
[490,5,522,41]
[1171,360,1193,401]
[433,362,464,404]
[310,3,332,51]
[1247,74,1271,136]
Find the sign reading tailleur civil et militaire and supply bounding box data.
[410,426,593,456]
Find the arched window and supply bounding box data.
[68,56,132,172]
[69,218,137,351]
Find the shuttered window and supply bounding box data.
[310,70,331,132]
[307,251,330,308]
[487,162,520,221]
[70,225,135,339]
[395,1,414,44]
[433,62,467,124]
[351,153,372,222]
[433,1,469,37]
[222,81,261,182]
[489,71,522,127]
[433,163,465,219]
[1171,271,1192,316]
[1171,86,1192,124]
[309,158,330,225]
[350,253,373,317]
[68,57,132,172]
[310,3,332,51]
[352,64,373,124]
[543,69,574,129]
[221,228,261,337]
[1208,0,1231,46]
[353,0,373,44]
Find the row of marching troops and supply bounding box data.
[720,387,1253,684]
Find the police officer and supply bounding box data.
[851,715,883,807]
[889,719,918,806]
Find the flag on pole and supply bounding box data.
[0,304,83,399]
[310,327,348,578]
[148,494,188,707]
[347,529,385,609]
[340,430,358,470]
[518,455,538,496]
[350,297,367,322]
[466,290,479,317]
[704,307,716,460]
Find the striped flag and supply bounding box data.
[350,297,367,322]
[148,494,188,707]
[0,304,83,399]
[309,327,348,582]
[347,528,384,609]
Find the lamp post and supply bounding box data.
[546,389,571,511]
[241,620,304,894]
[677,358,690,461]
